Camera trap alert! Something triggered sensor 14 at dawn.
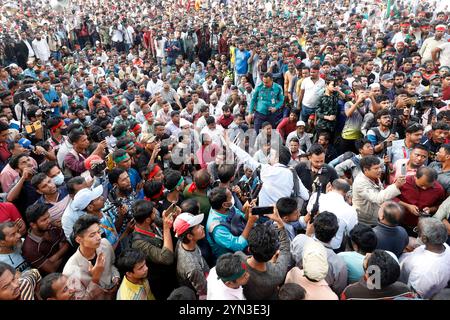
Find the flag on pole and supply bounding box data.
[385,0,392,18]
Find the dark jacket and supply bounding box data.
[373,222,409,257]
[294,162,338,194]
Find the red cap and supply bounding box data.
[84,155,104,170]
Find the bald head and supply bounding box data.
[194,169,211,190]
[332,179,350,194]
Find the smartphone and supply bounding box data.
[383,140,393,148]
[419,211,430,217]
[167,202,177,213]
[252,206,274,216]
[400,163,407,176]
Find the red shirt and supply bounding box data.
[217,115,234,129]
[277,118,297,140]
[396,175,446,227]
[0,141,11,167]
[443,86,450,101]
[0,202,22,223]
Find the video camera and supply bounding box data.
[13,87,41,106]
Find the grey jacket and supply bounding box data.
[352,173,401,226]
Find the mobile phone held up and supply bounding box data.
[252,206,274,216]
[400,163,407,176]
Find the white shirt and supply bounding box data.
[124,25,135,44]
[195,116,207,131]
[32,38,51,62]
[399,244,450,299]
[437,42,450,68]
[109,24,124,42]
[207,267,246,300]
[230,143,309,206]
[305,191,358,250]
[201,125,224,147]
[146,79,164,96]
[420,37,446,63]
[300,77,325,109]
[390,32,408,46]
[209,101,224,119]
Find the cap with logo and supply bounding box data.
[173,212,204,237]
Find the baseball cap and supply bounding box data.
[84,155,104,170]
[381,73,394,81]
[173,212,204,237]
[302,241,329,282]
[72,185,103,211]
[18,137,33,149]
[296,120,306,127]
[140,133,157,144]
[430,74,441,81]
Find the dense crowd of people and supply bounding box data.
[0,0,449,301]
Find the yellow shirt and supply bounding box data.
[230,46,236,67]
[116,276,155,300]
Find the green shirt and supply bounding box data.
[250,82,284,115]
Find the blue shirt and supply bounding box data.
[206,208,248,259]
[100,213,119,247]
[337,251,365,284]
[234,49,251,75]
[42,89,61,116]
[388,139,412,164]
[83,88,94,99]
[74,96,88,108]
[128,168,141,191]
[23,68,37,80]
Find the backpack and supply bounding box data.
[218,207,247,237]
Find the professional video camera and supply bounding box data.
[13,86,53,118]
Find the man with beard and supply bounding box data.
[106,168,138,241]
[112,149,142,192]
[6,154,40,219]
[31,32,51,64]
[420,24,447,63]
[423,121,450,163]
[22,203,70,277]
[367,109,397,155]
[92,107,112,127]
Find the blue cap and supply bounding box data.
[18,138,33,149]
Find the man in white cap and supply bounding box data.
[286,120,312,152]
[61,185,104,244]
[173,212,210,299]
[285,241,338,300]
